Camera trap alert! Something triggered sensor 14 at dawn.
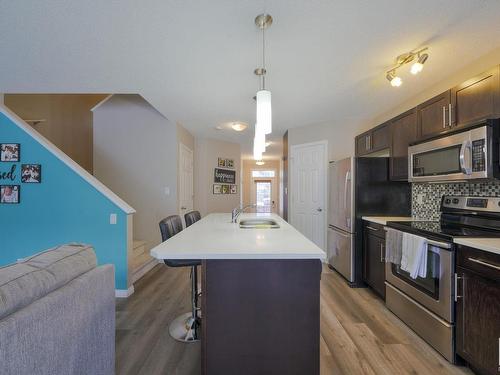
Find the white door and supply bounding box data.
[290,141,327,250]
[179,143,194,217]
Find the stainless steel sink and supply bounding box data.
[239,219,280,229]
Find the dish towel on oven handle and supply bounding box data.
[385,228,403,265]
[401,232,428,279]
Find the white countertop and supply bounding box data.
[362,216,415,226]
[150,213,326,260]
[453,238,500,256]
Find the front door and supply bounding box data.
[290,141,327,250]
[255,180,272,213]
[179,143,194,218]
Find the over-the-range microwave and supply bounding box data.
[408,119,500,182]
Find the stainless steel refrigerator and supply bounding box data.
[327,157,411,286]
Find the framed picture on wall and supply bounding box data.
[21,164,42,183]
[230,185,237,194]
[0,185,20,204]
[222,185,229,194]
[1,143,20,162]
[226,159,234,168]
[213,184,222,194]
[218,158,226,167]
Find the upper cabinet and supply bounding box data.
[355,123,390,156]
[355,63,500,175]
[356,131,372,156]
[390,108,417,181]
[417,90,451,139]
[451,65,500,129]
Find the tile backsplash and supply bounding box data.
[412,181,500,220]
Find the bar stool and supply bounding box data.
[159,215,201,342]
[184,210,201,228]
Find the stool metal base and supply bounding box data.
[169,312,200,343]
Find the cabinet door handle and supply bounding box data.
[448,103,453,127]
[380,243,385,262]
[366,226,379,231]
[468,257,500,271]
[454,273,463,302]
[442,106,447,128]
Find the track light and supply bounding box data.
[411,53,428,75]
[386,71,402,87]
[386,47,428,87]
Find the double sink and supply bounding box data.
[239,218,280,229]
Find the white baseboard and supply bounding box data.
[115,286,135,298]
[131,258,162,284]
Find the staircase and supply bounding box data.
[130,240,158,283]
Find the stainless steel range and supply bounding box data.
[385,195,500,363]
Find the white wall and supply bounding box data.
[288,122,362,162]
[93,94,177,249]
[194,137,241,216]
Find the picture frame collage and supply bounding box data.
[1,143,42,204]
[213,184,237,195]
[214,157,236,195]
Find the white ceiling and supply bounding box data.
[1,1,500,159]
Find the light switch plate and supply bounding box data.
[110,213,117,225]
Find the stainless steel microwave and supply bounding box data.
[408,122,500,182]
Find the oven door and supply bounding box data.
[408,126,488,182]
[385,241,454,323]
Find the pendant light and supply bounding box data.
[253,13,273,160]
[253,125,266,160]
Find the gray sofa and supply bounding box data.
[0,244,115,375]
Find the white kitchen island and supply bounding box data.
[150,213,326,375]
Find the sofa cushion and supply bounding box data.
[0,243,97,320]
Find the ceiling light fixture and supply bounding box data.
[253,13,273,160]
[386,47,428,87]
[386,71,402,87]
[256,160,265,166]
[410,53,429,75]
[253,127,266,160]
[231,122,248,131]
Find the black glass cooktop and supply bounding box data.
[386,220,500,242]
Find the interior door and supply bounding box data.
[290,141,327,250]
[179,143,194,218]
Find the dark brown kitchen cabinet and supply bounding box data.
[417,90,451,140]
[356,131,372,156]
[451,65,500,129]
[390,108,417,181]
[362,222,385,299]
[456,245,500,375]
[355,124,390,156]
[371,123,390,151]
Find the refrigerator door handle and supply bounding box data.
[343,170,351,209]
[344,170,351,228]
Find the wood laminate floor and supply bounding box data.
[116,264,473,375]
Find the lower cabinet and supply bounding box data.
[362,222,386,299]
[456,245,500,375]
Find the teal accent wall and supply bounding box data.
[0,112,129,290]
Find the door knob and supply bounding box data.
[181,206,187,210]
[317,208,323,212]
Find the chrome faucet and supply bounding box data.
[231,204,256,223]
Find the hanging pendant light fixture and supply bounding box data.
[255,13,272,135]
[253,13,273,160]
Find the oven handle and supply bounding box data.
[384,227,452,249]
